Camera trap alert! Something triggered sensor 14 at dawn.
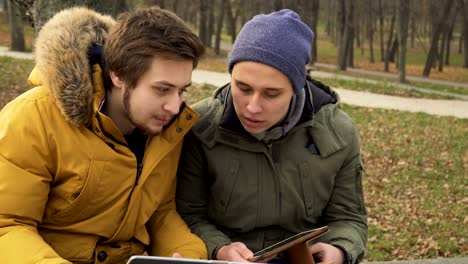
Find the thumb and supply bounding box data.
[236,243,253,259]
[172,252,183,258]
[309,242,324,255]
[237,244,254,259]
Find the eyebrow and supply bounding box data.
[152,80,192,89]
[234,79,283,91]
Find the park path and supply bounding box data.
[1,46,467,119]
[192,70,468,119]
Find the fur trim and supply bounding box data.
[35,7,115,127]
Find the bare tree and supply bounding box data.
[214,0,226,55]
[274,0,283,10]
[423,0,455,76]
[384,4,396,72]
[459,0,468,67]
[199,0,210,46]
[444,7,457,65]
[346,1,355,67]
[366,0,375,63]
[336,0,346,70]
[398,0,410,83]
[2,0,8,15]
[300,0,319,64]
[8,0,25,51]
[225,0,238,44]
[153,0,165,9]
[207,0,215,48]
[12,0,127,35]
[378,0,385,61]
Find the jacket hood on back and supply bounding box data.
[31,7,115,127]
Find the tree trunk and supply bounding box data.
[153,0,165,9]
[206,0,215,48]
[367,0,375,63]
[274,0,283,10]
[384,5,396,72]
[2,0,8,15]
[410,14,416,48]
[378,0,385,62]
[172,0,179,15]
[459,32,464,54]
[225,0,237,43]
[445,7,457,65]
[423,0,455,76]
[9,0,25,51]
[326,0,332,37]
[459,0,468,67]
[301,0,319,64]
[398,0,409,83]
[214,0,226,55]
[310,0,319,64]
[337,0,347,70]
[199,0,209,47]
[346,1,355,67]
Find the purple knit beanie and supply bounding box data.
[228,9,314,93]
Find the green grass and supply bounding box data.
[0,56,35,108]
[313,67,468,97]
[409,80,468,96]
[314,77,458,100]
[343,105,467,261]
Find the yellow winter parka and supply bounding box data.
[0,7,206,263]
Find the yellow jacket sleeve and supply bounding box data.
[0,97,70,264]
[147,175,207,259]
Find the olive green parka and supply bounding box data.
[177,79,367,263]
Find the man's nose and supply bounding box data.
[246,94,262,114]
[163,92,181,115]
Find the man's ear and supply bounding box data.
[109,71,124,89]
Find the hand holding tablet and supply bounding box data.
[248,226,330,263]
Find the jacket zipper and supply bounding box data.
[136,161,143,183]
[265,143,282,224]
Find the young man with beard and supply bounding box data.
[177,9,367,264]
[0,6,205,263]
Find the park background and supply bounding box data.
[0,0,467,262]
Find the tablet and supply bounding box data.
[248,226,330,262]
[126,256,240,264]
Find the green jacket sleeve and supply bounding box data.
[315,112,368,264]
[0,99,70,264]
[176,131,232,259]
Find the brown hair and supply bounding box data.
[103,7,205,91]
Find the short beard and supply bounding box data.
[122,88,160,136]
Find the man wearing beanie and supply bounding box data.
[177,9,367,264]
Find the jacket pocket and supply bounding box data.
[210,160,240,216]
[51,160,106,222]
[355,164,366,214]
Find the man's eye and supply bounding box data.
[265,92,279,98]
[158,87,170,94]
[178,88,188,95]
[238,86,250,93]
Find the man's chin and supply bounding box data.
[136,125,162,136]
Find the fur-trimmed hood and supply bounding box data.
[29,7,115,127]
